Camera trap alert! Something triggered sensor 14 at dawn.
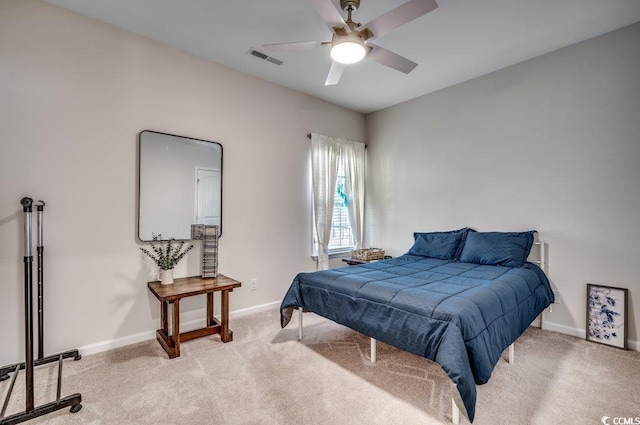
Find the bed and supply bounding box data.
[280,229,554,423]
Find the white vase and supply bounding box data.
[158,269,174,285]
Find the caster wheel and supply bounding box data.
[70,404,82,413]
[74,354,82,361]
[0,375,9,382]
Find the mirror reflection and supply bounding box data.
[138,130,222,241]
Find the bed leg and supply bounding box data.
[370,338,377,363]
[508,343,514,364]
[298,307,303,341]
[539,240,546,274]
[540,305,553,331]
[452,398,460,425]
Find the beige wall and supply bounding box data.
[365,23,640,349]
[0,0,365,363]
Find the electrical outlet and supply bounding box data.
[553,290,561,305]
[250,278,257,291]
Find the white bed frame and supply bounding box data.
[297,239,549,424]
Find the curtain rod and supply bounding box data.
[307,133,367,148]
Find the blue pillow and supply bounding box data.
[459,231,535,267]
[407,228,469,260]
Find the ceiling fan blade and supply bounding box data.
[367,45,418,74]
[310,0,349,33]
[325,61,346,85]
[363,0,438,40]
[263,41,327,51]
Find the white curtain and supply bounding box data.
[311,133,340,270]
[342,140,366,250]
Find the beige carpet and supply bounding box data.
[1,309,639,424]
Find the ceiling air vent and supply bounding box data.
[248,48,284,66]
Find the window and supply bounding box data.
[313,158,353,255]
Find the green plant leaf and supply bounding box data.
[140,234,193,270]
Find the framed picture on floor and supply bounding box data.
[586,283,628,350]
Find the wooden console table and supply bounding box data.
[147,274,241,359]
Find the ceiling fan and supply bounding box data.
[262,0,439,86]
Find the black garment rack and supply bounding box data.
[0,198,82,425]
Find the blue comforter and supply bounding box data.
[280,255,554,422]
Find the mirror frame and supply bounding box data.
[137,130,223,242]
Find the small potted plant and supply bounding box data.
[140,234,193,284]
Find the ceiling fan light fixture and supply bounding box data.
[330,33,366,64]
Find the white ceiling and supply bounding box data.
[43,0,640,114]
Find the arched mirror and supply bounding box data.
[138,130,222,241]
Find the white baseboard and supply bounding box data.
[78,300,281,357]
[543,321,585,338]
[542,321,639,351]
[230,300,281,318]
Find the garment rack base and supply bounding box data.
[0,393,82,425]
[0,350,82,425]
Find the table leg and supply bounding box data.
[220,290,232,342]
[172,300,180,357]
[161,301,168,334]
[207,292,214,326]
